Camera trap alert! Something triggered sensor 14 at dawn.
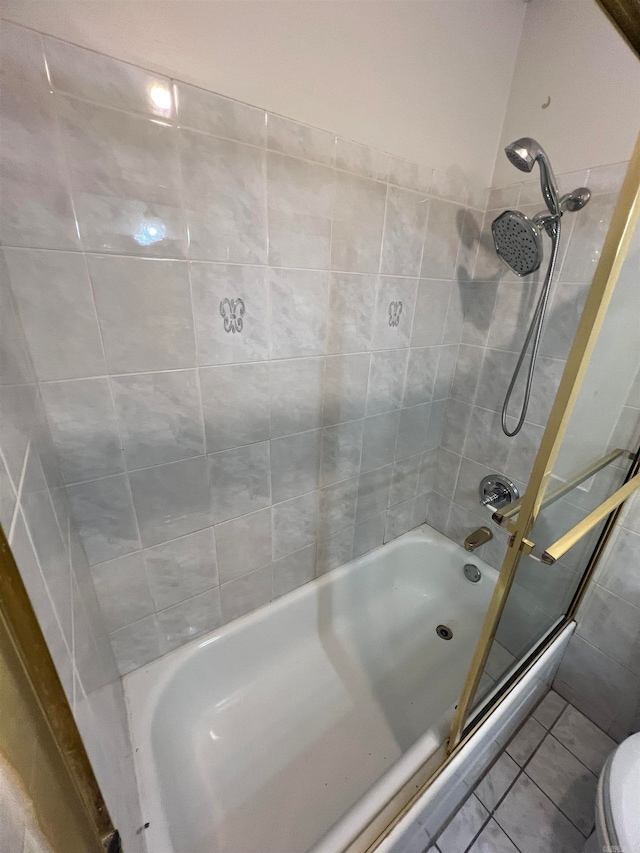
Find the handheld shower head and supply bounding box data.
[505,137,560,216]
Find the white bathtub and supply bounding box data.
[125,525,499,853]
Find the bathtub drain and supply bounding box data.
[436,624,453,641]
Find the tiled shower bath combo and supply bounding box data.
[1,12,639,853]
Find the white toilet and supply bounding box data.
[583,732,640,853]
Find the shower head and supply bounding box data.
[492,209,543,277]
[505,137,560,216]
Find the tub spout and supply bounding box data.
[464,526,493,552]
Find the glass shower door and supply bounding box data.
[449,140,640,746]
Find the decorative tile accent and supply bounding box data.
[220,297,245,333]
[389,301,403,327]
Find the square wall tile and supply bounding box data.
[331,171,386,273]
[388,157,432,193]
[129,456,213,547]
[144,528,217,610]
[45,36,174,119]
[175,82,265,144]
[381,186,429,276]
[318,476,358,538]
[90,552,155,632]
[366,349,409,416]
[356,464,393,524]
[372,277,418,351]
[266,114,335,165]
[403,348,439,407]
[157,588,223,652]
[88,255,195,373]
[68,474,141,566]
[270,358,324,437]
[395,405,430,461]
[320,421,363,487]
[220,564,272,623]
[389,454,422,506]
[272,545,317,598]
[209,441,271,523]
[267,152,333,269]
[57,95,185,257]
[353,512,386,558]
[335,138,390,181]
[322,353,370,426]
[411,279,451,348]
[385,497,418,541]
[0,28,79,250]
[270,430,321,503]
[273,492,319,558]
[200,362,270,452]
[109,615,162,675]
[191,262,269,365]
[361,412,400,472]
[41,378,125,484]
[3,248,106,381]
[421,200,464,280]
[326,273,377,354]
[269,269,328,358]
[316,526,354,575]
[111,370,205,469]
[180,129,266,263]
[214,507,272,584]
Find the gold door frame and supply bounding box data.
[0,526,116,850]
[447,131,640,750]
[365,133,640,853]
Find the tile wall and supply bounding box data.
[425,160,637,664]
[553,369,640,742]
[0,20,486,676]
[2,17,638,767]
[0,218,143,846]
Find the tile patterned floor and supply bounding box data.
[427,690,617,853]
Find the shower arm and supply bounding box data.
[501,218,562,437]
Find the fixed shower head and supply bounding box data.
[505,137,560,216]
[492,210,543,277]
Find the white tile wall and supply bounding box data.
[1,24,637,844]
[1,21,491,679]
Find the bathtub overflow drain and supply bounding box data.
[436,625,453,641]
[464,564,482,583]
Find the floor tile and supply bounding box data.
[525,734,597,835]
[467,819,519,853]
[474,752,520,812]
[437,794,488,853]
[532,690,567,730]
[551,705,616,775]
[506,717,546,766]
[494,774,585,853]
